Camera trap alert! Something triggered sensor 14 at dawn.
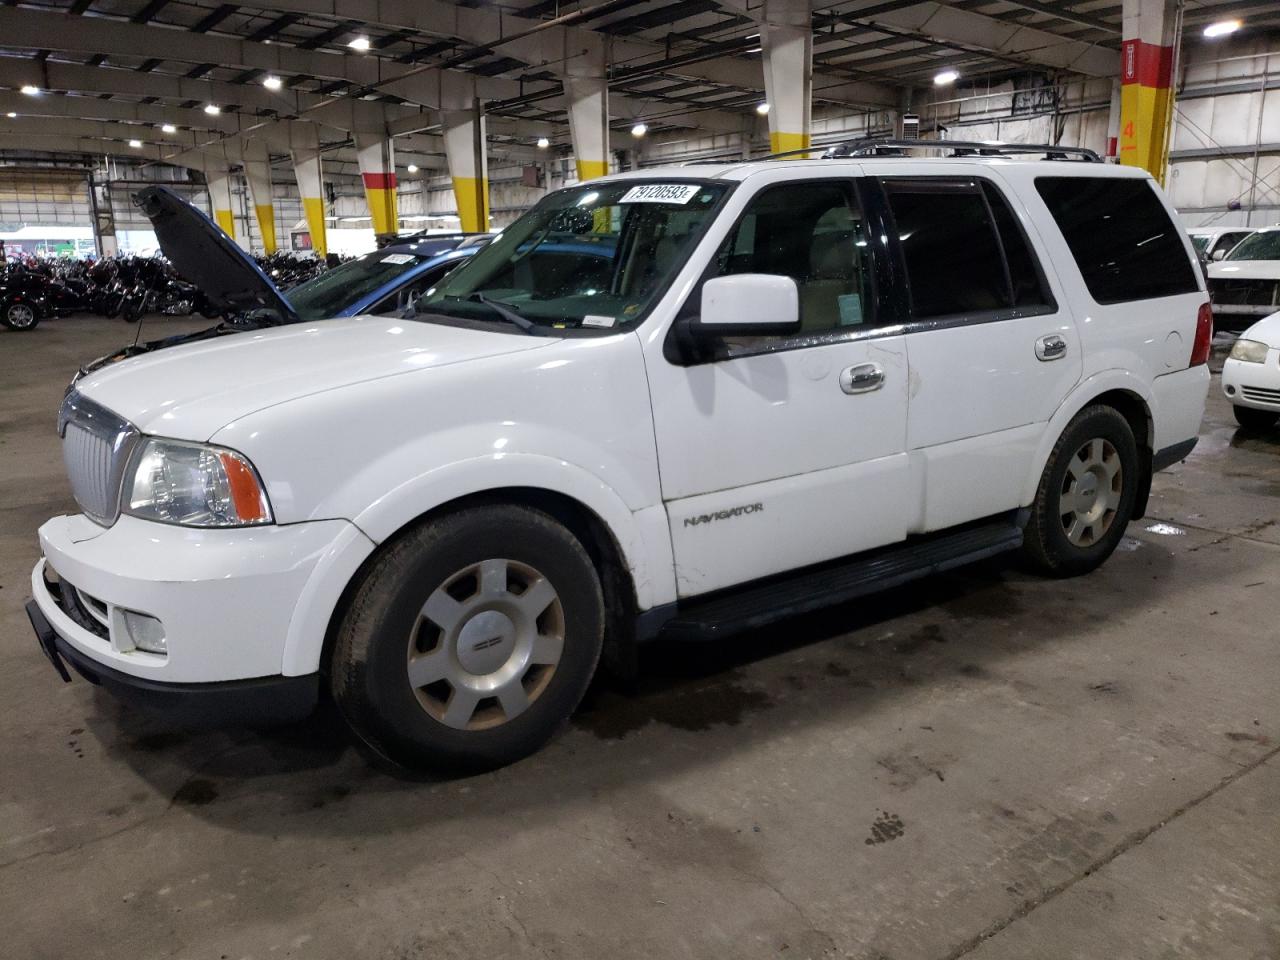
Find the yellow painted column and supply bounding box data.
[241,143,278,254]
[1119,0,1176,183]
[762,0,813,157]
[206,170,236,240]
[290,149,327,257]
[443,107,489,233]
[355,133,398,237]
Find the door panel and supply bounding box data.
[653,336,910,596]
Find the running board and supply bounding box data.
[660,517,1024,641]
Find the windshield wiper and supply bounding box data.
[467,292,536,333]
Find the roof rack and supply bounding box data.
[759,137,1102,163]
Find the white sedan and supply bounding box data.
[1222,310,1280,429]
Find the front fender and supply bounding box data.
[353,452,676,614]
[1019,369,1155,507]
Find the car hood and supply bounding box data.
[74,315,551,441]
[1238,310,1280,343]
[134,185,298,322]
[1208,260,1280,281]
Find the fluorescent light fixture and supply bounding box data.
[537,136,550,148]
[756,102,770,115]
[406,163,419,173]
[934,69,960,85]
[1203,19,1241,38]
[348,35,371,51]
[128,139,143,148]
[5,112,15,118]
[340,215,372,222]
[161,123,177,133]
[20,85,39,96]
[263,75,283,90]
[631,122,647,138]
[204,104,220,115]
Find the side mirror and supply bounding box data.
[694,273,800,338]
[1212,248,1228,261]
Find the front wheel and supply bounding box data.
[330,505,605,772]
[1022,405,1140,577]
[1233,405,1278,432]
[2,301,39,331]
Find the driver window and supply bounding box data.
[711,181,872,334]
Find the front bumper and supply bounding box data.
[1222,353,1280,411]
[27,599,318,725]
[29,513,358,715]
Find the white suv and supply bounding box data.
[27,142,1212,770]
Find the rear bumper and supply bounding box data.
[26,598,318,726]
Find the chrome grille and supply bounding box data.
[58,390,139,526]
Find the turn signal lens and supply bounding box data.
[219,451,272,524]
[1190,302,1213,366]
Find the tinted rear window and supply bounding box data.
[1035,177,1198,304]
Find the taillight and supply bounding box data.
[1190,302,1213,366]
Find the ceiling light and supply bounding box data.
[20,85,39,96]
[631,122,647,138]
[934,69,959,85]
[537,136,550,148]
[756,102,770,115]
[204,104,220,115]
[5,112,15,119]
[128,139,143,148]
[161,123,177,133]
[406,163,418,173]
[1203,19,1241,38]
[348,35,371,51]
[263,75,283,91]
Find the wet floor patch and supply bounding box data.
[574,672,775,740]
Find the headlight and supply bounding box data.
[1229,338,1270,364]
[125,439,273,527]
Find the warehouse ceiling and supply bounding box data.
[0,0,1276,172]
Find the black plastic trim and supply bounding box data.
[26,599,318,727]
[1152,437,1198,473]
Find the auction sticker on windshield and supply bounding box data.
[382,254,415,264]
[620,184,702,204]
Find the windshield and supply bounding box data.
[1226,231,1280,262]
[420,180,730,330]
[1190,235,1210,255]
[286,251,425,320]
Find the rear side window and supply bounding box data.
[882,179,1050,319]
[1035,176,1198,304]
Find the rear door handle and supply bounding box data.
[1036,334,1067,361]
[840,362,884,394]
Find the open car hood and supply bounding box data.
[133,185,298,323]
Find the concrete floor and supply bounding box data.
[2,316,1278,960]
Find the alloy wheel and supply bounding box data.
[6,303,36,329]
[1060,437,1123,547]
[407,558,565,731]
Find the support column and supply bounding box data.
[87,171,117,257]
[354,131,398,238]
[564,76,609,182]
[1119,0,1177,182]
[290,125,327,257]
[442,114,488,233]
[1106,79,1122,159]
[761,0,813,156]
[241,140,278,254]
[206,167,236,239]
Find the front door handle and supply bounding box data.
[1036,334,1067,361]
[840,362,884,394]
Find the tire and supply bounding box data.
[2,301,40,331]
[1022,405,1140,578]
[1233,405,1278,432]
[331,504,605,773]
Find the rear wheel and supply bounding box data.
[1022,405,1139,577]
[2,301,39,331]
[330,504,604,772]
[1233,405,1278,432]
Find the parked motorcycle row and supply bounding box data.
[0,252,338,331]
